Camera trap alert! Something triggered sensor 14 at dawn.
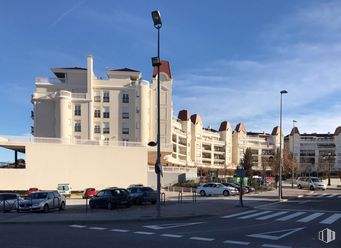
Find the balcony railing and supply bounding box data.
[36,77,64,84]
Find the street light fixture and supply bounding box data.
[322,152,335,186]
[291,120,297,189]
[279,90,288,201]
[151,10,163,218]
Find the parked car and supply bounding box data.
[196,183,238,197]
[127,186,157,205]
[89,188,131,209]
[244,185,256,192]
[19,191,66,212]
[297,177,326,191]
[27,188,39,196]
[222,183,249,194]
[57,183,71,198]
[82,188,97,199]
[0,193,20,212]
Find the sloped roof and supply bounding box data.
[153,60,172,79]
[177,109,190,121]
[290,127,300,135]
[57,67,87,70]
[219,121,231,132]
[335,126,341,136]
[109,68,140,72]
[190,114,202,125]
[234,123,246,133]
[271,126,280,135]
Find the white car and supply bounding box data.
[297,177,326,191]
[196,183,238,196]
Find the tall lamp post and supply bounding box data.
[151,10,163,218]
[279,90,288,201]
[323,152,335,186]
[291,120,297,189]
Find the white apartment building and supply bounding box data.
[32,55,173,147]
[287,126,341,174]
[232,124,281,172]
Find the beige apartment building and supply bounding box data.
[287,126,341,175]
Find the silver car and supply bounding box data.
[297,177,326,191]
[19,191,66,212]
[196,183,239,196]
[0,193,20,212]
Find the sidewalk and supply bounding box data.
[0,191,281,224]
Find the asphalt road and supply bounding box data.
[0,190,340,248]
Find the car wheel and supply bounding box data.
[200,190,206,197]
[151,200,156,205]
[310,186,314,191]
[126,202,131,208]
[59,202,65,211]
[223,190,230,196]
[43,204,49,213]
[297,184,302,189]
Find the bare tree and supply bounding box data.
[240,147,253,180]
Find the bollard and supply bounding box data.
[192,191,197,203]
[160,192,166,205]
[178,191,183,204]
[86,198,88,213]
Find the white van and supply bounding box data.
[57,184,71,198]
[297,177,326,191]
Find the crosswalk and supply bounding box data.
[298,193,341,199]
[221,210,341,225]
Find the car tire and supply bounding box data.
[43,204,49,213]
[200,190,206,197]
[223,190,230,196]
[151,200,156,205]
[126,202,131,208]
[310,186,314,191]
[59,202,65,211]
[297,184,302,189]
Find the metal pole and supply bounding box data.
[279,93,283,201]
[328,158,331,186]
[156,27,161,218]
[291,121,295,189]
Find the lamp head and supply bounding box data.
[280,90,288,94]
[151,10,162,29]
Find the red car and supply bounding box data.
[82,188,96,199]
[27,188,39,195]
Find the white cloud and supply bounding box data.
[173,1,341,134]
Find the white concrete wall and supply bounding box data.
[0,142,148,191]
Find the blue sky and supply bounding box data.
[1,0,341,145]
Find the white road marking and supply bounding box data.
[69,225,86,228]
[88,227,107,230]
[160,234,183,238]
[276,212,306,221]
[221,210,258,219]
[134,231,155,235]
[223,240,250,245]
[326,194,336,198]
[190,237,214,241]
[297,213,324,223]
[256,211,288,220]
[110,229,130,233]
[319,213,341,224]
[144,222,204,230]
[239,211,273,219]
[262,244,292,248]
[247,227,305,241]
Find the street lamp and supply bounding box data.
[151,10,162,218]
[291,120,297,189]
[323,152,335,186]
[279,90,288,201]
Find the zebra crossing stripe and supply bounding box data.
[221,210,258,219]
[256,211,288,220]
[276,212,306,221]
[297,213,324,223]
[239,211,273,220]
[326,194,336,198]
[319,214,341,224]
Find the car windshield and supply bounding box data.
[311,178,322,182]
[29,192,48,199]
[58,185,69,190]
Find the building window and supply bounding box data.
[75,122,81,132]
[103,123,110,134]
[74,105,81,116]
[103,91,110,102]
[94,91,101,102]
[122,93,129,103]
[103,107,110,118]
[122,128,129,135]
[122,112,129,119]
[94,124,101,134]
[94,109,101,118]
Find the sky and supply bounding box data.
[1,0,341,148]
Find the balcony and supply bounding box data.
[35,77,65,84]
[30,111,34,120]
